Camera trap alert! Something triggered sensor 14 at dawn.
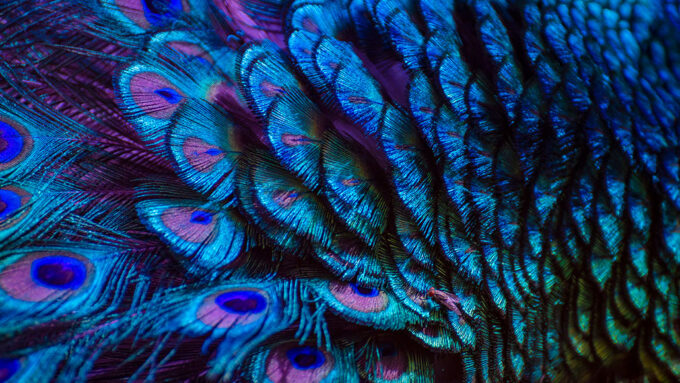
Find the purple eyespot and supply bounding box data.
[215,290,267,314]
[286,346,326,370]
[31,255,87,290]
[160,207,216,244]
[281,134,314,146]
[0,252,92,302]
[272,190,302,208]
[181,137,226,173]
[129,72,185,119]
[329,282,388,313]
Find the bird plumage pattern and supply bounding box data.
[0,0,679,381]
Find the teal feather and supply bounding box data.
[237,151,335,249]
[168,100,241,202]
[312,232,386,286]
[135,180,248,273]
[0,347,69,383]
[322,131,387,247]
[358,338,434,382]
[239,42,302,121]
[0,100,90,182]
[265,92,324,190]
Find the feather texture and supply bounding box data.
[1,0,680,381]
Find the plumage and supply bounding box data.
[1,0,680,381]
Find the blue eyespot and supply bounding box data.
[0,358,20,382]
[215,290,267,314]
[189,210,213,225]
[350,283,379,297]
[196,57,210,66]
[154,87,183,104]
[205,148,222,156]
[286,346,325,370]
[0,121,24,164]
[0,189,22,221]
[31,255,87,290]
[142,0,183,26]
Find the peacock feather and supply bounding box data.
[1,0,679,381]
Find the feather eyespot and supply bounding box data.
[265,344,334,382]
[0,119,33,171]
[189,210,213,225]
[141,0,183,26]
[286,346,326,370]
[31,255,87,290]
[215,290,267,314]
[0,358,19,382]
[115,0,187,29]
[0,186,31,229]
[197,289,269,328]
[349,283,379,297]
[137,197,247,270]
[182,137,226,173]
[160,207,217,243]
[0,251,93,302]
[129,72,185,119]
[329,281,388,312]
[272,190,302,208]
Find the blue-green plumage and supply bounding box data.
[0,0,679,381]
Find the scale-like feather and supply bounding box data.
[1,0,680,381]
